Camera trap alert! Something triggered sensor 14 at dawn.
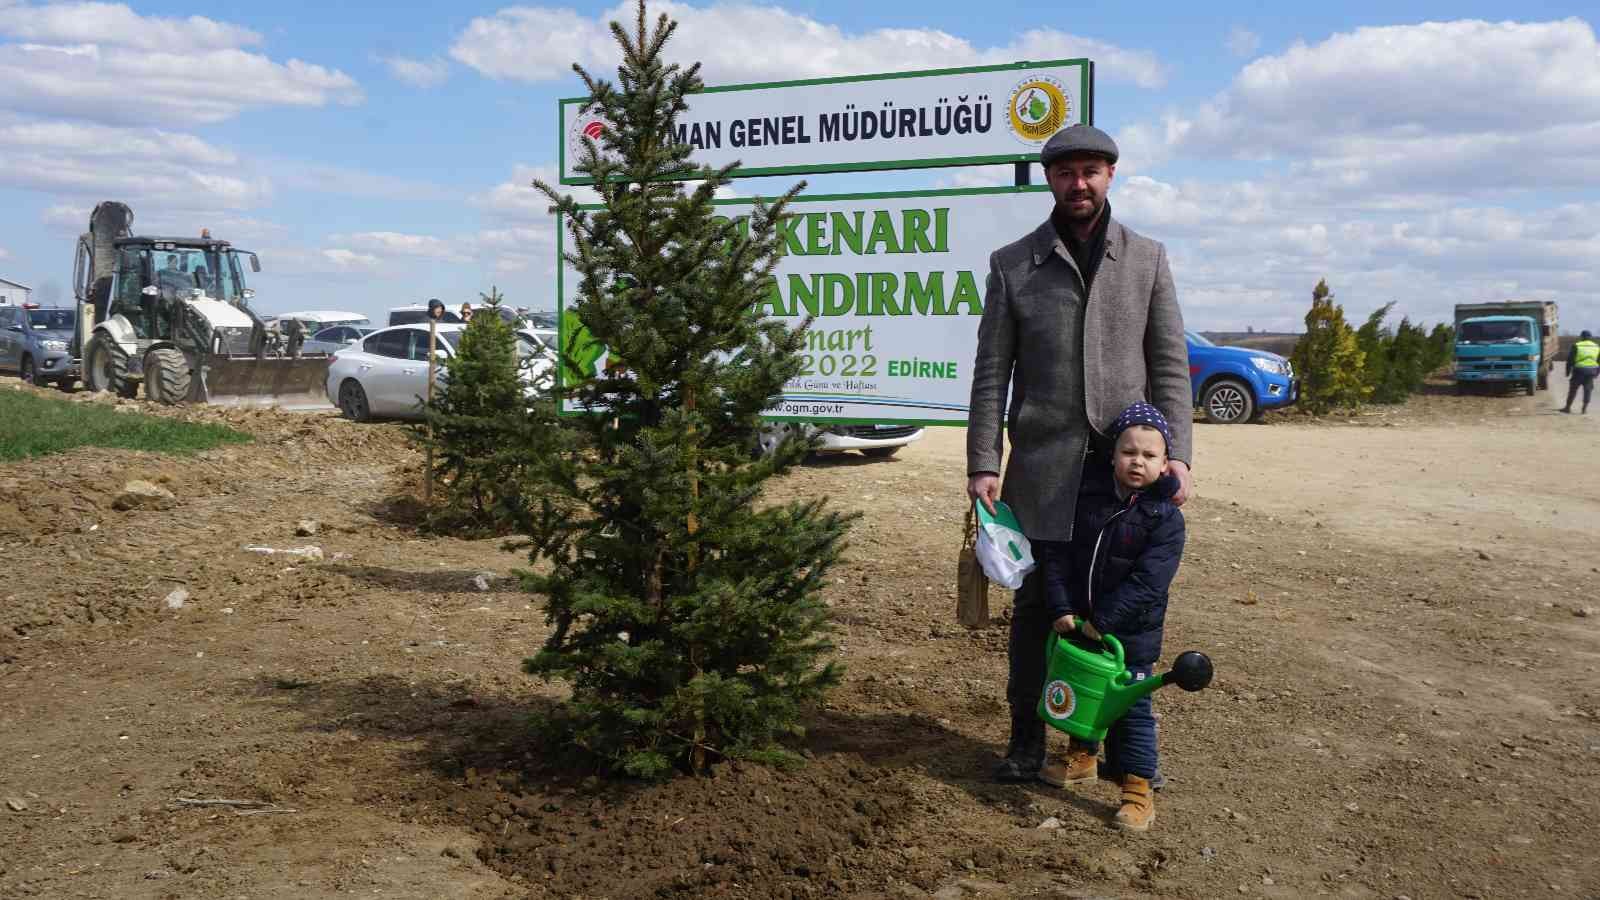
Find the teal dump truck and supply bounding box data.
[1453,301,1559,396]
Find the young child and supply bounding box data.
[1036,401,1186,832]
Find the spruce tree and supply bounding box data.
[521,0,852,778]
[1291,279,1369,414]
[1382,316,1429,399]
[1425,322,1456,374]
[417,287,552,532]
[1355,302,1395,399]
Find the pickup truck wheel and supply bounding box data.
[20,355,37,386]
[1524,379,1536,396]
[1537,366,1548,390]
[861,446,900,459]
[1202,379,1254,424]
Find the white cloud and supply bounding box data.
[1112,172,1600,331]
[0,2,260,51]
[1139,18,1600,181]
[934,165,1018,190]
[1105,18,1600,330]
[335,231,473,263]
[321,248,382,271]
[450,2,1167,87]
[0,43,362,126]
[0,119,235,166]
[380,54,450,88]
[272,162,445,201]
[0,114,269,209]
[472,164,570,221]
[1225,26,1260,58]
[0,246,10,261]
[0,3,362,127]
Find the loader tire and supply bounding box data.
[85,333,137,399]
[145,348,192,405]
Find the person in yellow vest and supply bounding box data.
[1562,330,1598,414]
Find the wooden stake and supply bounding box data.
[425,318,438,503]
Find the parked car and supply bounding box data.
[517,326,558,355]
[388,304,463,326]
[0,304,79,389]
[757,422,925,459]
[326,323,550,421]
[1186,331,1297,424]
[302,324,374,356]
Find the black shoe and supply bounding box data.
[1560,407,1572,414]
[993,710,1045,782]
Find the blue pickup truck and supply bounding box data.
[1186,332,1297,424]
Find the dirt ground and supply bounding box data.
[1,373,1597,900]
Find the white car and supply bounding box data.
[758,422,925,459]
[302,324,374,356]
[326,323,551,421]
[517,326,559,355]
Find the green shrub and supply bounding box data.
[416,288,554,533]
[1291,279,1369,414]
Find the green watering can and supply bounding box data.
[1036,629,1214,742]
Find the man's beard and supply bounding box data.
[1058,193,1104,223]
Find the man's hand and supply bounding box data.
[967,473,1000,514]
[1166,459,1193,506]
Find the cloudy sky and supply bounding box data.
[0,0,1597,331]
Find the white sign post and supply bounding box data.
[557,185,1053,425]
[559,60,1092,184]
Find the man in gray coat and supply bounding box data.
[966,124,1194,782]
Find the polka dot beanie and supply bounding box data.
[1109,401,1172,453]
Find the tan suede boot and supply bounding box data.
[1038,742,1098,787]
[1113,774,1155,832]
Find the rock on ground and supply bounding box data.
[113,480,177,511]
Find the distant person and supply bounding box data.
[1035,402,1186,832]
[155,254,190,294]
[459,302,474,322]
[1563,330,1598,414]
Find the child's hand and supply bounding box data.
[1052,614,1077,635]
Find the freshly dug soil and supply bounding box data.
[1,373,1597,900]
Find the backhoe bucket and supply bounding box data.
[198,355,332,409]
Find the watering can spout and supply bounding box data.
[1101,651,1214,721]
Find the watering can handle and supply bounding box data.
[1100,631,1125,672]
[1044,626,1126,673]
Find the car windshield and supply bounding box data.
[1459,321,1531,344]
[436,331,463,350]
[1186,331,1215,347]
[27,309,76,331]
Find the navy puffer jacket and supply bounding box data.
[1066,465,1186,666]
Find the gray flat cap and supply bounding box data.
[1040,124,1119,166]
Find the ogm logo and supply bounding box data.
[1006,76,1070,146]
[567,113,610,165]
[1042,679,1076,720]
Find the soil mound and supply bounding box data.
[462,757,923,898]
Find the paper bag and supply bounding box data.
[956,505,990,628]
